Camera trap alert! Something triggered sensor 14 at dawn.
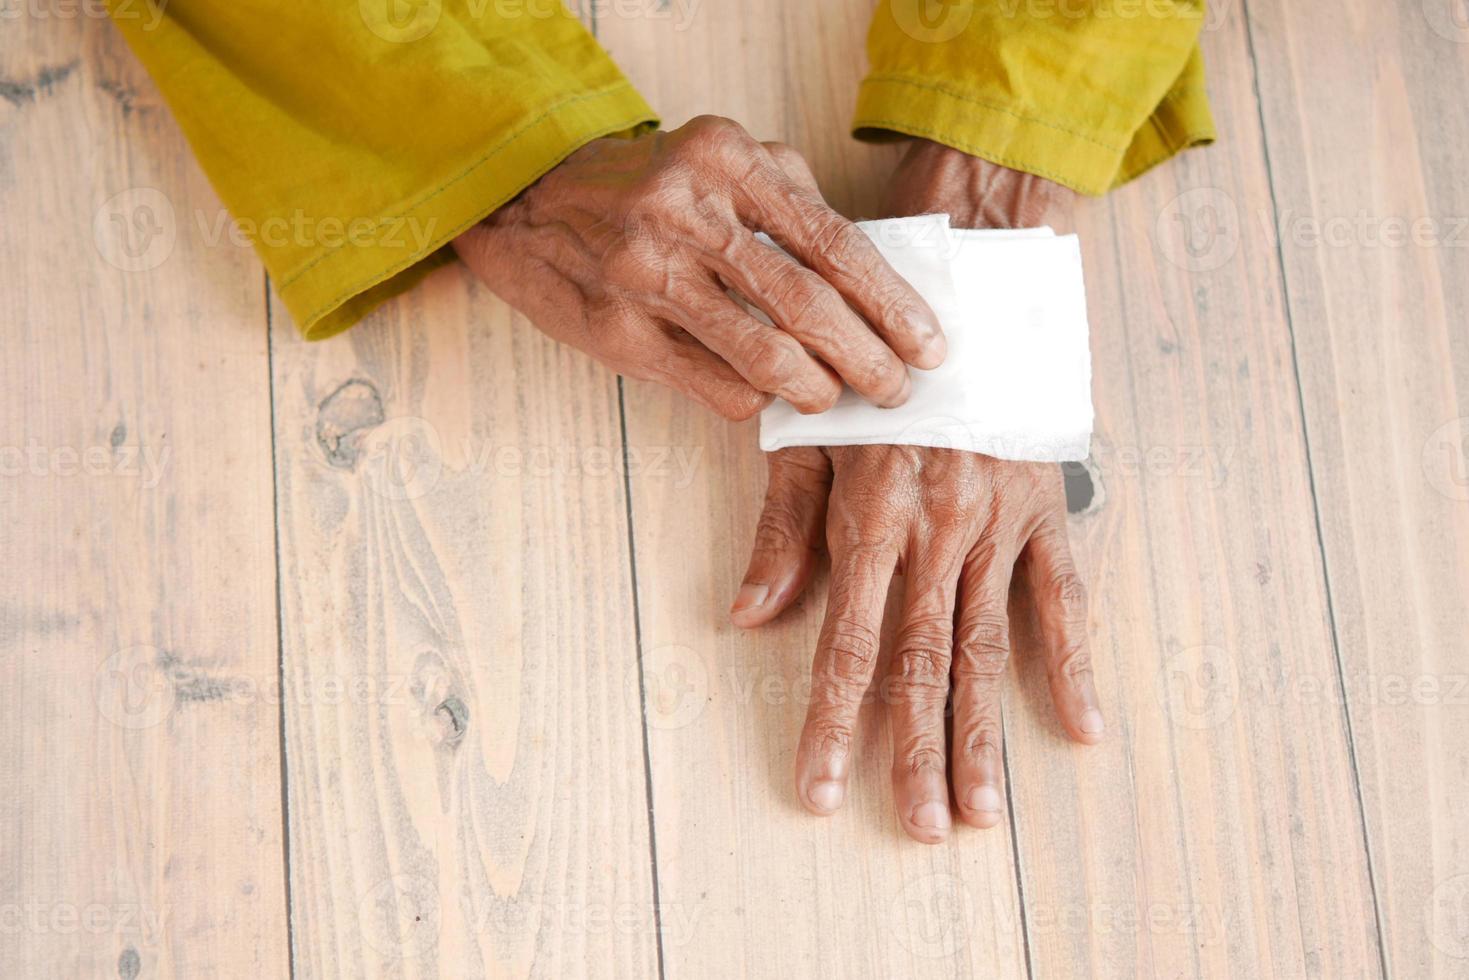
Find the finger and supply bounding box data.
[714,239,913,408]
[887,537,964,843]
[735,164,946,370]
[1022,515,1103,744]
[455,229,771,422]
[649,328,774,421]
[950,540,1018,829]
[731,448,832,628]
[676,283,843,414]
[795,532,899,817]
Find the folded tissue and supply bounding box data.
[756,213,1093,463]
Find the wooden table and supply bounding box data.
[4,1,1467,976]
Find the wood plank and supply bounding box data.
[595,5,1029,977]
[603,0,1383,975]
[267,261,661,974]
[0,16,288,980]
[1001,9,1381,974]
[1247,0,1469,973]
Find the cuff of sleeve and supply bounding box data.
[1114,85,1217,187]
[853,73,1216,196]
[278,82,658,340]
[853,74,1129,196]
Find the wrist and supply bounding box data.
[884,139,1074,231]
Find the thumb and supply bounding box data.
[731,447,832,628]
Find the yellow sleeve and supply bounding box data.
[106,1,658,339]
[855,0,1216,195]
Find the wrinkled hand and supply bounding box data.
[881,137,1073,230]
[454,116,946,420]
[731,142,1096,844]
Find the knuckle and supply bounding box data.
[763,264,829,329]
[858,350,908,403]
[955,614,1011,677]
[890,653,951,699]
[821,615,881,682]
[798,376,842,414]
[894,646,950,683]
[738,333,800,390]
[955,722,1002,763]
[807,213,863,265]
[803,718,854,756]
[1049,639,1093,683]
[683,115,748,159]
[712,387,768,422]
[870,279,924,333]
[754,500,807,553]
[895,615,952,670]
[897,744,946,777]
[1048,569,1088,611]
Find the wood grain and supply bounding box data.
[596,5,1029,978]
[0,16,288,980]
[267,262,660,976]
[1001,8,1382,975]
[7,0,1466,977]
[1247,0,1469,973]
[603,1,1384,976]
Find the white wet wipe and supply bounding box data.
[756,213,1093,462]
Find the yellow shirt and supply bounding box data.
[106,0,1214,340]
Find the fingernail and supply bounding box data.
[808,780,844,812]
[908,317,946,369]
[965,785,1002,813]
[730,583,769,614]
[911,801,951,830]
[922,328,947,366]
[1080,709,1105,735]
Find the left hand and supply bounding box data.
[730,142,1096,844]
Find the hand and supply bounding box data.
[453,116,946,420]
[881,137,1074,229]
[729,143,1096,844]
[732,447,1101,843]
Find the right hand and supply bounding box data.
[454,116,946,420]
